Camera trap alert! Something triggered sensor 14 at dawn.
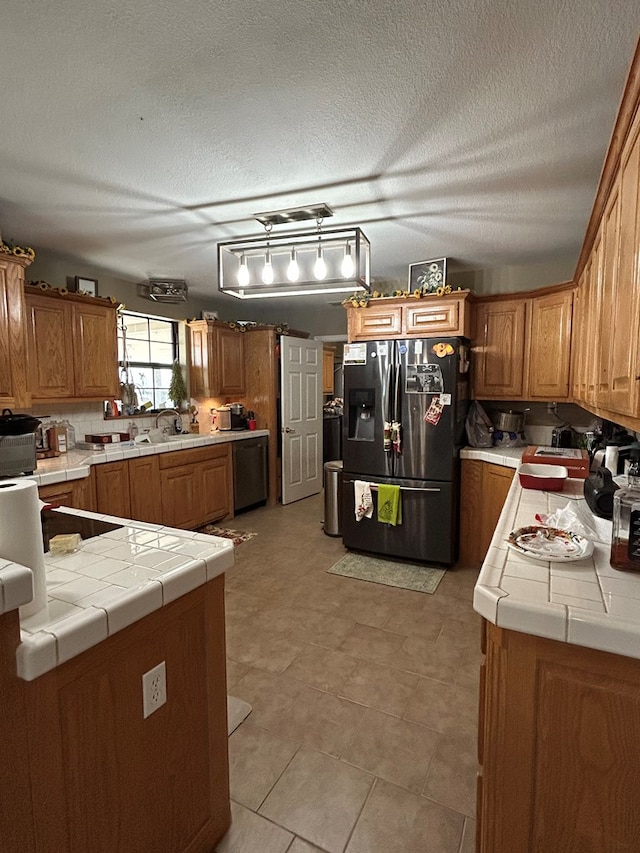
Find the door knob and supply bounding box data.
[283,427,296,433]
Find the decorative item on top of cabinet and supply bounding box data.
[24,285,119,403]
[345,290,473,342]
[0,253,33,409]
[187,319,245,398]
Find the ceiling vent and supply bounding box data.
[146,279,188,303]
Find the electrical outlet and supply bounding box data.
[142,661,167,719]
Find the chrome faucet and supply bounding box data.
[154,409,182,436]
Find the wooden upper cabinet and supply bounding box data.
[25,294,75,399]
[472,298,527,399]
[597,179,621,406]
[72,300,119,398]
[348,303,403,340]
[0,254,32,408]
[527,288,573,399]
[188,320,245,398]
[608,109,640,417]
[322,347,335,395]
[24,286,119,403]
[346,291,473,342]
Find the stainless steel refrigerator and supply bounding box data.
[341,337,470,565]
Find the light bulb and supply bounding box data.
[287,248,300,282]
[341,244,354,278]
[262,249,274,285]
[314,245,327,280]
[237,254,250,287]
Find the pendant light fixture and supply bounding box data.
[286,247,300,282]
[217,203,371,299]
[261,223,274,284]
[313,217,327,280]
[341,242,355,278]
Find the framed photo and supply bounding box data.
[75,276,98,296]
[408,258,447,294]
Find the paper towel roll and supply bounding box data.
[605,445,619,476]
[0,480,48,617]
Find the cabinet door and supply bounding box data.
[527,290,573,399]
[72,301,119,398]
[0,256,30,408]
[596,180,621,406]
[322,347,335,395]
[199,454,232,524]
[160,465,200,529]
[25,294,75,399]
[404,299,461,336]
[473,299,527,399]
[74,470,97,512]
[608,115,640,416]
[217,327,245,396]
[39,481,77,508]
[585,233,603,407]
[188,322,211,398]
[94,461,131,518]
[129,456,162,523]
[347,304,402,340]
[458,459,485,567]
[481,464,514,556]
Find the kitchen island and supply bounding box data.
[0,504,235,853]
[473,472,640,853]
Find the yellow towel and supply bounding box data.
[377,484,402,525]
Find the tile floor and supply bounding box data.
[216,493,480,853]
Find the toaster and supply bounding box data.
[583,466,619,519]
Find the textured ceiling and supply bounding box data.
[1,1,638,319]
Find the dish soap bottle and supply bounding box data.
[610,442,640,571]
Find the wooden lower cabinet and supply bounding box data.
[2,577,230,853]
[40,445,232,528]
[478,620,640,852]
[159,444,233,529]
[129,455,162,524]
[94,460,132,518]
[458,460,514,567]
[39,471,96,512]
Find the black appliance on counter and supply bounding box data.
[341,337,470,565]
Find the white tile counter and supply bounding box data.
[473,472,640,661]
[2,506,234,681]
[28,429,269,487]
[460,446,525,469]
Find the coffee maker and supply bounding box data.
[229,403,247,430]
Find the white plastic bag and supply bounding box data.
[465,401,494,447]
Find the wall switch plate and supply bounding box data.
[142,661,167,719]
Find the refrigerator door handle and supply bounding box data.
[342,478,441,494]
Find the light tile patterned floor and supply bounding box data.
[217,493,479,853]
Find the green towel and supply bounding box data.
[377,484,402,526]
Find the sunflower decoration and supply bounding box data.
[349,291,370,308]
[1,239,35,261]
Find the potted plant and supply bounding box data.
[168,360,188,410]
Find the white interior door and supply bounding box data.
[280,336,322,505]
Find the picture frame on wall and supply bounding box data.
[75,276,98,296]
[408,257,447,294]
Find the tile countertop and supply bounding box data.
[460,446,525,468]
[0,506,234,681]
[26,429,270,487]
[473,470,640,662]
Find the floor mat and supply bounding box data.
[197,524,257,547]
[327,552,446,594]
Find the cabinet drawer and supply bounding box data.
[350,306,403,339]
[158,443,230,469]
[404,301,460,335]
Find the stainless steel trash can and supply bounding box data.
[323,460,343,537]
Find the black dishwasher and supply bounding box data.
[233,436,269,512]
